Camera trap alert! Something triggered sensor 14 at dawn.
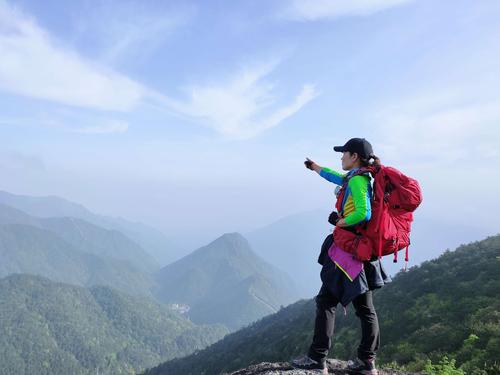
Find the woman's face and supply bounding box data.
[341,151,358,170]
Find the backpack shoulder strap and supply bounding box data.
[338,167,373,218]
[345,166,374,182]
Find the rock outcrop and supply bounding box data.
[223,359,422,375]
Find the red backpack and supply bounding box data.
[332,165,422,270]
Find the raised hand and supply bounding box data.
[304,157,318,170]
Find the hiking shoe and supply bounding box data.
[346,357,378,375]
[291,355,328,374]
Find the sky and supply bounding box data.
[1,0,499,244]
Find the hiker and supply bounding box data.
[292,138,392,375]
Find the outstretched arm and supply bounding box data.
[319,167,345,185]
[304,158,345,185]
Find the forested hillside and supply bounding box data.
[144,234,500,375]
[0,274,229,375]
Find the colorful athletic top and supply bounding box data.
[319,167,372,227]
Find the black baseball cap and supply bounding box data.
[333,138,373,159]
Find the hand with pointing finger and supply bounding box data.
[304,157,320,172]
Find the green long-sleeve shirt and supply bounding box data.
[319,167,372,226]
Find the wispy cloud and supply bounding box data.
[0,1,317,139]
[282,0,414,21]
[368,91,500,230]
[0,0,146,111]
[73,2,195,64]
[371,92,500,168]
[164,60,319,139]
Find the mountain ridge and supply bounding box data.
[0,190,183,265]
[154,232,299,330]
[0,222,155,297]
[0,202,158,271]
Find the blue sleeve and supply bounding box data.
[319,167,345,185]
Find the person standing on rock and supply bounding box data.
[291,138,391,375]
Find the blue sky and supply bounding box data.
[1,0,499,243]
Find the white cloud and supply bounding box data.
[74,2,194,64]
[101,17,179,63]
[164,61,319,139]
[0,1,317,139]
[371,94,500,168]
[283,0,414,21]
[0,0,146,111]
[365,88,500,232]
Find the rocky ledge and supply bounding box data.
[223,359,422,375]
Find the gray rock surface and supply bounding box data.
[223,359,421,375]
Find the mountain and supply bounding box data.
[0,203,158,272]
[0,190,184,265]
[245,209,332,297]
[0,273,229,375]
[153,232,300,330]
[143,233,500,375]
[0,223,155,297]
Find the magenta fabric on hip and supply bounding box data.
[328,243,364,281]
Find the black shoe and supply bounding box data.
[346,357,378,375]
[291,355,328,374]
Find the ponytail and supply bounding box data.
[370,154,382,167]
[360,154,381,167]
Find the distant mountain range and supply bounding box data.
[0,190,185,266]
[0,191,301,332]
[0,273,229,375]
[154,232,300,330]
[0,191,308,374]
[1,189,492,284]
[143,233,500,375]
[0,222,156,297]
[0,189,497,375]
[0,203,158,272]
[245,209,331,297]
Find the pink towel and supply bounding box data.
[328,243,364,281]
